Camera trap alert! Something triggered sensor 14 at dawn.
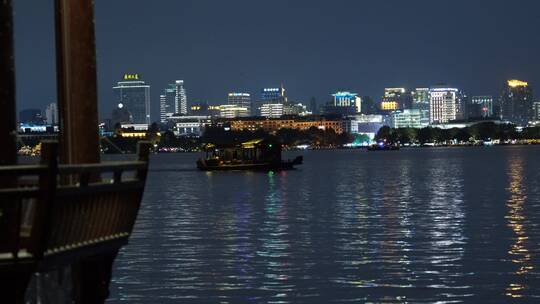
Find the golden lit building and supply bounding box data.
[230,117,344,134]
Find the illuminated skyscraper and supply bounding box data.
[159,85,176,123]
[380,88,411,113]
[175,80,188,115]
[429,87,460,124]
[159,80,188,123]
[333,91,361,113]
[499,79,534,126]
[261,84,287,104]
[228,92,252,115]
[113,74,151,125]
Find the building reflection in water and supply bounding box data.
[505,155,533,299]
[259,171,294,301]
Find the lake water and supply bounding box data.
[107,146,540,303]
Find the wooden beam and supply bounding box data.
[55,0,100,165]
[0,0,17,167]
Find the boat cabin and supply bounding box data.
[202,139,282,166]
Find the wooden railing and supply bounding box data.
[0,140,151,303]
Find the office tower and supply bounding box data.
[329,91,361,114]
[380,88,411,113]
[533,101,540,121]
[412,88,430,110]
[160,84,176,123]
[45,102,58,125]
[470,96,494,118]
[19,109,43,124]
[113,74,151,125]
[175,80,188,115]
[261,84,287,104]
[429,87,460,124]
[228,93,251,115]
[499,79,534,126]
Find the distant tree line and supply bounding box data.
[376,122,540,144]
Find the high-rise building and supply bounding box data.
[470,96,494,118]
[429,87,460,124]
[228,93,251,115]
[324,91,361,115]
[261,84,287,104]
[175,80,188,115]
[113,74,151,125]
[380,88,411,113]
[533,101,540,121]
[44,103,58,125]
[412,88,430,110]
[499,79,534,126]
[333,91,361,113]
[160,85,177,123]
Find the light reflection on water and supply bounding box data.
[107,147,540,303]
[505,154,534,299]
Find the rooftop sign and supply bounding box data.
[123,73,140,81]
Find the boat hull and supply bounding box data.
[197,156,302,172]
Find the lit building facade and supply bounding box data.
[230,117,344,134]
[159,85,176,123]
[219,105,249,118]
[167,115,212,137]
[45,102,58,125]
[175,80,188,115]
[390,109,429,129]
[228,93,252,115]
[113,74,151,125]
[381,88,411,113]
[260,103,284,118]
[283,103,311,116]
[471,96,494,118]
[429,87,460,124]
[534,101,540,121]
[332,91,361,113]
[412,88,430,110]
[499,79,534,126]
[261,85,287,103]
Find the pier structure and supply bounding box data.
[0,0,151,303]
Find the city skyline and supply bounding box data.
[12,0,540,119]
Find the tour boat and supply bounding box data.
[197,139,303,171]
[367,142,400,151]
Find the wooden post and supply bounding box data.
[0,0,17,167]
[55,0,101,165]
[0,2,26,301]
[55,1,111,302]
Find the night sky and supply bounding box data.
[12,0,540,120]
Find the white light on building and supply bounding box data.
[429,87,459,124]
[260,103,284,118]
